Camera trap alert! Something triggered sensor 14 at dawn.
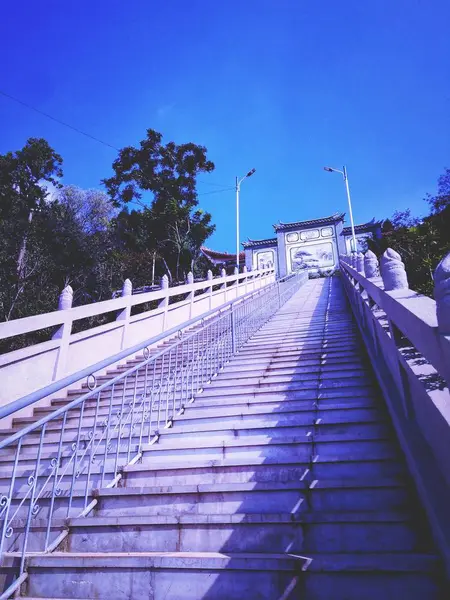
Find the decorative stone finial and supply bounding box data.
[364,250,379,278]
[206,269,213,281]
[186,271,194,284]
[160,274,169,289]
[58,285,73,310]
[434,252,450,334]
[243,265,247,273]
[220,268,226,278]
[121,278,132,297]
[356,252,365,275]
[381,248,408,291]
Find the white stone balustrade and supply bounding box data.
[0,267,275,425]
[340,249,450,573]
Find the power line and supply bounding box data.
[0,89,233,192]
[0,89,120,151]
[198,179,230,188]
[198,187,234,196]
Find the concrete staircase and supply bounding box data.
[2,276,445,599]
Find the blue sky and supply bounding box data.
[1,0,449,252]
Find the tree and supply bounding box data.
[57,185,116,235]
[102,129,216,280]
[0,139,63,321]
[427,167,450,214]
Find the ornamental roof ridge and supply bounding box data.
[273,212,345,231]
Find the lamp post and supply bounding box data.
[235,168,256,269]
[324,165,357,253]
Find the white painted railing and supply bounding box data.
[0,267,275,425]
[340,249,450,577]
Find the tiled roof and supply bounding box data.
[342,220,382,235]
[273,213,345,231]
[201,247,245,261]
[242,238,277,249]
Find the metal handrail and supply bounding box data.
[0,270,307,596]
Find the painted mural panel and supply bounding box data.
[289,242,334,271]
[300,228,320,241]
[254,249,275,269]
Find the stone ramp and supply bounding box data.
[2,276,446,599]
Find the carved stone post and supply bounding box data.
[161,274,169,289]
[206,269,213,310]
[434,252,450,335]
[364,250,379,278]
[356,252,365,275]
[380,248,409,291]
[117,279,132,349]
[122,278,132,297]
[57,285,73,312]
[159,274,169,331]
[53,285,73,339]
[186,271,195,319]
[242,265,248,294]
[52,284,74,380]
[351,254,357,269]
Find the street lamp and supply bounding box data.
[235,168,256,268]
[323,165,357,253]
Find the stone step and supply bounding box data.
[120,348,365,370]
[123,455,407,487]
[0,431,398,493]
[0,395,379,456]
[64,376,376,400]
[140,419,391,443]
[38,386,378,419]
[3,415,389,457]
[14,552,443,600]
[92,362,370,388]
[63,511,430,554]
[139,434,397,465]
[95,479,411,516]
[27,400,383,430]
[117,352,367,373]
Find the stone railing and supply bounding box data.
[0,267,275,425]
[340,249,450,576]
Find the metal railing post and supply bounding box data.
[231,305,237,354]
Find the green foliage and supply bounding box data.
[369,169,450,296]
[102,129,216,280]
[0,133,217,343]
